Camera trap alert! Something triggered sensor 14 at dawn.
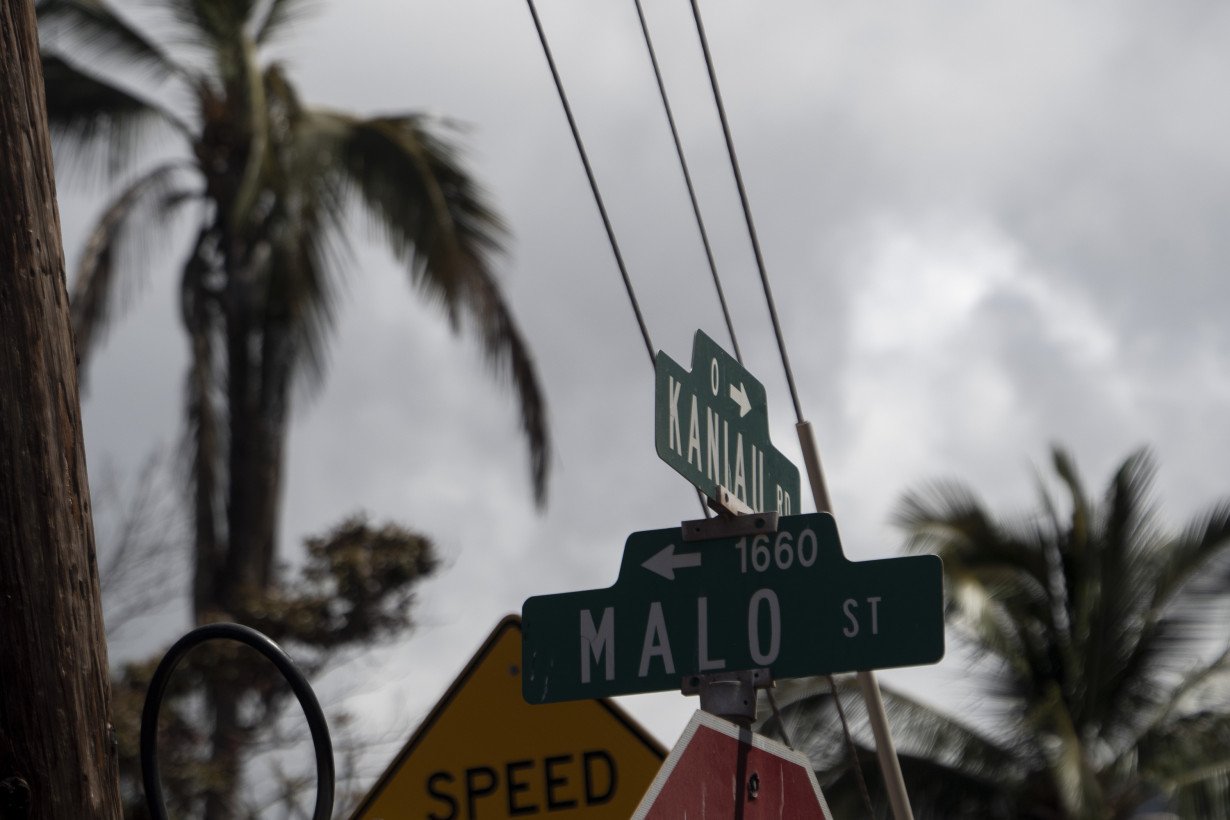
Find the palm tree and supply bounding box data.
[38,0,549,815]
[760,448,1230,818]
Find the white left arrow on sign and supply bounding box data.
[642,544,702,580]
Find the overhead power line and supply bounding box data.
[630,0,742,364]
[687,0,803,423]
[523,0,713,519]
[685,2,880,814]
[522,0,655,367]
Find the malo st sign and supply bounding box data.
[522,513,944,703]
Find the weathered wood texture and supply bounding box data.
[0,1,123,817]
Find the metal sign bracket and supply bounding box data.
[682,485,779,542]
[708,484,753,517]
[679,487,780,727]
[682,668,774,726]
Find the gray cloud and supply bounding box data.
[72,0,1230,786]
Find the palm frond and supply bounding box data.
[896,480,1049,582]
[1049,447,1102,710]
[37,0,187,79]
[1050,447,1089,546]
[1171,771,1230,820]
[1029,682,1106,818]
[1150,499,1230,613]
[1101,448,1160,561]
[896,480,1058,683]
[1123,643,1230,768]
[452,259,550,505]
[760,676,1024,818]
[41,55,190,179]
[161,0,256,51]
[1139,709,1230,817]
[880,684,1026,780]
[70,161,198,372]
[1098,449,1163,630]
[261,181,348,398]
[1096,499,1230,741]
[1095,613,1201,756]
[763,676,1023,782]
[308,111,550,504]
[253,0,318,44]
[1072,449,1164,738]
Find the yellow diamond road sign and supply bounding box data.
[350,615,666,819]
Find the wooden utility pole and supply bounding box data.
[0,1,123,817]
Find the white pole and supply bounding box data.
[796,420,915,820]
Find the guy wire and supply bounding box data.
[688,0,803,422]
[765,687,795,749]
[524,0,655,367]
[688,3,877,814]
[631,0,742,364]
[830,672,877,814]
[525,0,713,519]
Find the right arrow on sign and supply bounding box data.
[729,381,751,417]
[641,544,702,580]
[655,330,801,514]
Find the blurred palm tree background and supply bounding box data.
[761,448,1230,818]
[38,0,550,815]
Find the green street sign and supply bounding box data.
[522,514,944,704]
[655,330,800,514]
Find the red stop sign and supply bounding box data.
[634,710,832,819]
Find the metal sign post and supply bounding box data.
[797,420,917,820]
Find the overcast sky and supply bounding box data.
[63,0,1230,798]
